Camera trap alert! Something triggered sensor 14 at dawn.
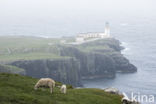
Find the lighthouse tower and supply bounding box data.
[104,22,110,37]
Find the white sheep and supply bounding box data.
[60,84,67,94]
[34,78,55,93]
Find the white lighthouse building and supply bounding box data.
[76,22,111,42]
[103,22,110,37]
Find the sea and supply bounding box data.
[0,1,156,103]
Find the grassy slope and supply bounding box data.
[0,36,69,62]
[0,36,120,62]
[0,73,121,104]
[77,38,121,53]
[0,36,60,49]
[0,53,70,62]
[0,64,25,74]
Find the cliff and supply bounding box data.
[60,38,137,80]
[0,36,137,87]
[10,58,82,87]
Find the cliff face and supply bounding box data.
[60,47,116,79]
[110,53,137,73]
[60,38,137,80]
[10,58,82,87]
[4,38,137,87]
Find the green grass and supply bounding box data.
[76,38,121,53]
[0,73,121,104]
[0,64,24,71]
[0,36,60,49]
[0,36,120,63]
[77,45,113,53]
[0,53,70,62]
[0,36,73,62]
[0,64,25,74]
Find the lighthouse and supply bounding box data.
[104,22,110,37]
[76,22,111,42]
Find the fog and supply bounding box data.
[0,0,155,36]
[0,0,155,19]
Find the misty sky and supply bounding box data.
[0,0,155,19]
[0,0,155,36]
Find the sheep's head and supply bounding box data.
[34,84,39,90]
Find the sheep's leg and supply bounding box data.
[48,82,53,93]
[63,89,66,94]
[50,87,53,93]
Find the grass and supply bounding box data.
[0,36,121,63]
[0,73,121,104]
[76,38,121,53]
[0,64,24,71]
[0,64,25,74]
[0,36,60,49]
[0,36,72,62]
[0,53,70,62]
[77,45,113,53]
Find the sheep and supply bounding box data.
[34,78,55,93]
[104,87,119,94]
[60,84,67,94]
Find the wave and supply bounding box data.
[37,35,52,39]
[121,42,130,54]
[120,23,128,26]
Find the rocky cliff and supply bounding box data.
[60,38,137,80]
[10,58,82,87]
[1,37,137,87]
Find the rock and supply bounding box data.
[60,38,137,80]
[9,58,82,87]
[122,100,140,104]
[121,92,140,104]
[104,87,119,94]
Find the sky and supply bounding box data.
[0,0,155,19]
[0,0,155,36]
